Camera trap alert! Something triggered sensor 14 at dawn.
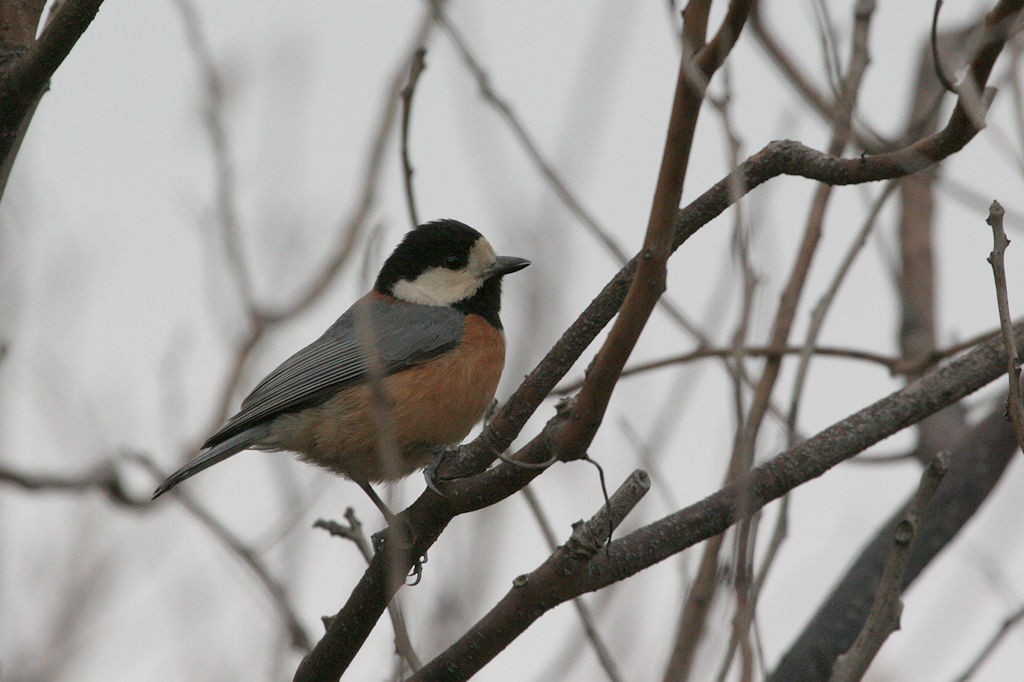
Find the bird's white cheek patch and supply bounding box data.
[393,267,481,305]
[391,237,498,306]
[467,238,497,277]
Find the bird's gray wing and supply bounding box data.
[204,297,465,446]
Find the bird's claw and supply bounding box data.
[371,521,429,586]
[423,445,453,497]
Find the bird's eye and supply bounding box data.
[444,254,467,269]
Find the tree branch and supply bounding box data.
[416,326,1024,681]
[770,404,1020,680]
[985,199,1024,453]
[293,5,1022,675]
[0,0,106,200]
[829,451,949,681]
[408,471,651,681]
[400,47,427,230]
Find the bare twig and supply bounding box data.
[314,509,422,672]
[952,602,1024,681]
[695,5,877,678]
[932,0,960,93]
[788,180,899,435]
[984,199,1024,453]
[0,460,136,506]
[829,451,950,682]
[521,486,624,682]
[846,451,923,465]
[810,0,844,98]
[263,5,444,324]
[430,2,632,265]
[555,344,900,396]
[175,0,255,307]
[138,455,311,650]
[400,47,427,229]
[409,472,650,681]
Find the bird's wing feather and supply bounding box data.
[204,297,465,446]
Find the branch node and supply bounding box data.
[983,199,1024,454]
[561,470,650,575]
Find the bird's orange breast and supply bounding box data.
[269,313,505,483]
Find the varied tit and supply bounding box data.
[152,219,529,516]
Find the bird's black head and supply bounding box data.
[374,219,530,328]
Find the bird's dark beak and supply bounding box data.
[489,255,531,277]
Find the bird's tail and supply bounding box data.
[151,425,270,500]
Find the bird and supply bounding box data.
[152,219,529,520]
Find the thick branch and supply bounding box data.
[559,321,1024,608]
[770,405,1020,680]
[828,452,949,681]
[410,326,1024,681]
[0,1,45,52]
[409,472,651,681]
[295,5,1022,674]
[0,0,106,199]
[555,0,752,460]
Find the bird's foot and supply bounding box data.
[370,521,428,585]
[423,445,458,497]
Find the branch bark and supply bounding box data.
[293,4,1022,676]
[828,452,949,681]
[429,327,1024,681]
[0,0,106,200]
[985,200,1024,452]
[407,471,651,681]
[770,404,1020,680]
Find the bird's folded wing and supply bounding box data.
[204,298,464,446]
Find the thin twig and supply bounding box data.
[683,5,877,674]
[984,199,1024,453]
[846,451,922,465]
[829,451,950,681]
[263,5,445,323]
[521,487,624,682]
[314,509,422,672]
[951,602,1024,681]
[138,455,312,650]
[429,2,632,265]
[810,0,844,98]
[175,0,255,308]
[932,0,960,93]
[787,180,899,435]
[555,344,900,396]
[400,47,427,229]
[0,460,136,506]
[409,472,650,681]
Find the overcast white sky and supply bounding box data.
[3,2,1024,680]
